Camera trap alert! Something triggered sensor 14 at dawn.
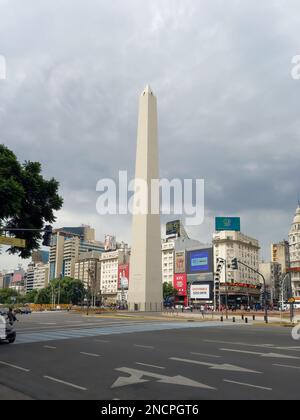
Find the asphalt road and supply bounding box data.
[0,312,299,400]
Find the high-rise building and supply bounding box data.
[288,205,300,298]
[271,241,290,274]
[26,263,35,292]
[32,250,50,265]
[33,263,49,290]
[49,227,104,281]
[128,86,163,312]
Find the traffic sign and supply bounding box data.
[288,298,296,303]
[0,236,26,248]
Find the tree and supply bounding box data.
[24,289,38,303]
[0,144,63,258]
[0,288,19,304]
[42,277,85,305]
[163,282,179,300]
[35,288,50,304]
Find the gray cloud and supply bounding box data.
[1,0,300,269]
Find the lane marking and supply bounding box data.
[136,362,165,370]
[220,348,300,359]
[190,352,221,358]
[204,340,300,352]
[43,376,87,391]
[94,339,110,343]
[43,345,56,349]
[273,364,300,370]
[170,357,261,373]
[223,379,272,391]
[112,367,216,390]
[0,361,30,372]
[80,352,101,357]
[134,344,154,349]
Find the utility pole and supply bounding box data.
[57,273,62,308]
[216,258,229,320]
[235,259,268,323]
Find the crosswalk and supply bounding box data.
[15,321,232,345]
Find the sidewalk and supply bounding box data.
[160,310,300,324]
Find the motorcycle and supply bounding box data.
[0,316,16,344]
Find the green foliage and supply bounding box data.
[0,288,19,304]
[35,288,51,304]
[0,144,63,258]
[163,282,179,299]
[34,277,85,305]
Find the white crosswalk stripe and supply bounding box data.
[15,321,229,345]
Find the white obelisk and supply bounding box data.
[128,86,163,312]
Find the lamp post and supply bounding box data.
[57,273,62,308]
[236,260,268,323]
[216,258,229,320]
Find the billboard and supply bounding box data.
[166,220,180,236]
[190,283,211,300]
[104,235,117,251]
[118,264,129,290]
[187,248,213,274]
[175,251,186,274]
[174,274,187,296]
[215,217,241,232]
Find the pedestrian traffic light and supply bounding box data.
[231,258,238,270]
[42,225,52,246]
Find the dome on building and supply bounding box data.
[293,206,300,224]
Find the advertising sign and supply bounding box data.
[104,235,116,251]
[190,284,210,300]
[173,274,187,296]
[118,264,129,290]
[166,220,180,236]
[215,217,241,232]
[187,248,213,274]
[175,251,186,274]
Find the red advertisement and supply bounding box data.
[173,274,187,296]
[118,264,129,290]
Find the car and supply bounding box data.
[0,308,9,316]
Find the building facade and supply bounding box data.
[259,262,282,305]
[100,249,130,304]
[271,241,290,274]
[49,226,104,281]
[213,230,261,306]
[74,251,101,290]
[288,206,300,299]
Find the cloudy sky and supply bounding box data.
[1,0,300,270]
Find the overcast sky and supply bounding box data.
[1,0,300,271]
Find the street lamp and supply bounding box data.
[235,259,268,324]
[216,258,229,320]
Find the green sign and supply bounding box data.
[215,217,241,232]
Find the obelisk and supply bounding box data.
[127,86,163,312]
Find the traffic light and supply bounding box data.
[42,225,52,246]
[231,258,238,270]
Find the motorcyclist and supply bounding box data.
[7,308,17,325]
